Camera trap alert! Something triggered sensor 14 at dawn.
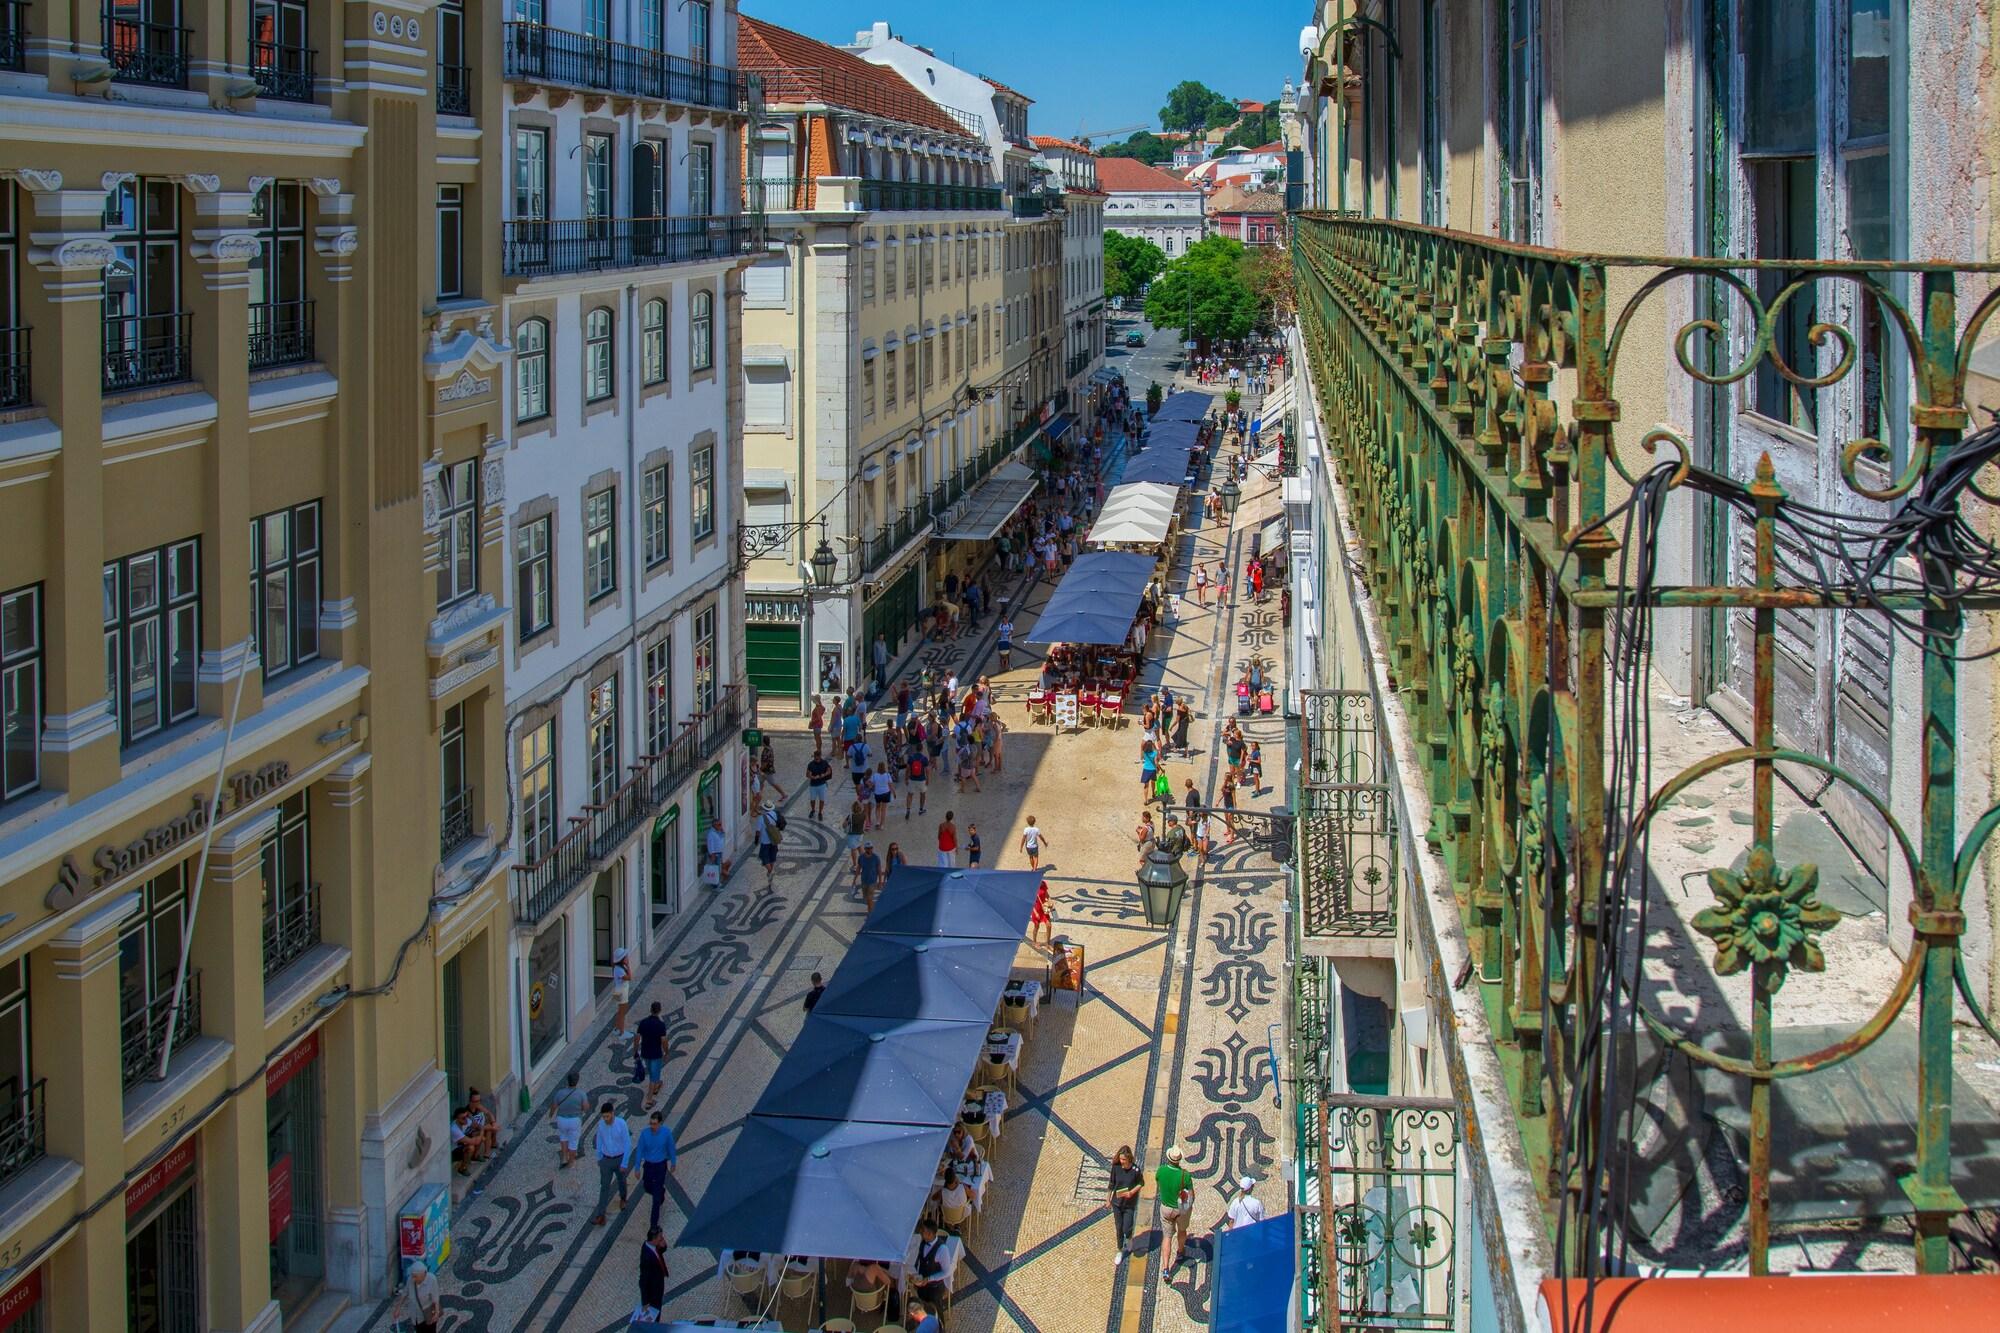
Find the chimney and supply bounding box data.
[872,21,891,43]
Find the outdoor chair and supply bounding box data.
[779,1266,816,1313]
[939,1195,974,1243]
[724,1264,767,1316]
[849,1283,889,1327]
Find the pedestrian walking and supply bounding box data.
[635,1000,670,1108]
[857,840,883,912]
[870,762,894,829]
[1107,1145,1143,1262]
[589,1102,636,1226]
[1140,737,1160,808]
[937,812,960,868]
[755,801,784,887]
[704,816,729,887]
[809,695,826,748]
[1194,564,1208,606]
[397,1260,443,1333]
[1157,1145,1196,1272]
[637,1227,670,1322]
[1223,1178,1266,1230]
[1246,741,1265,794]
[1172,699,1193,757]
[989,714,1007,774]
[873,631,890,687]
[1133,812,1157,872]
[609,948,632,1044]
[966,822,983,867]
[845,801,868,873]
[1220,775,1239,843]
[549,1071,589,1170]
[802,971,826,1012]
[636,1110,679,1232]
[806,749,832,821]
[1030,877,1055,949]
[1019,816,1049,869]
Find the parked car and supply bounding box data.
[1125,331,1146,347]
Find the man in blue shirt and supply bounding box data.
[589,1102,635,1226]
[635,1110,679,1232]
[909,1297,940,1333]
[856,841,883,913]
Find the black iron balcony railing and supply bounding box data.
[502,23,741,109]
[742,177,808,213]
[440,784,476,859]
[103,311,193,393]
[0,325,27,409]
[104,13,190,87]
[0,0,27,71]
[120,971,201,1090]
[1010,191,1058,219]
[248,298,315,370]
[436,60,470,114]
[0,1077,45,1190]
[502,216,751,279]
[249,37,315,102]
[859,179,1003,213]
[261,883,321,981]
[1066,350,1092,378]
[515,683,743,926]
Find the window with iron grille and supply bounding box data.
[519,718,557,863]
[435,459,479,608]
[587,677,619,805]
[644,636,672,756]
[249,500,321,683]
[642,466,669,568]
[516,515,551,639]
[585,487,616,601]
[642,298,667,386]
[1,583,41,804]
[585,306,614,402]
[101,178,186,392]
[249,180,309,367]
[103,539,199,746]
[691,444,714,540]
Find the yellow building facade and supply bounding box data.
[0,0,515,1326]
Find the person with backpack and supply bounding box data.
[904,745,929,818]
[754,801,785,887]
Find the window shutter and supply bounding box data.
[744,257,788,305]
[745,364,787,425]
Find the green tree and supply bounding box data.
[1144,236,1260,346]
[1098,130,1173,166]
[1104,231,1167,302]
[1158,80,1234,134]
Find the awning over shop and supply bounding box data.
[1023,551,1157,645]
[864,866,1044,940]
[812,935,1021,1023]
[1091,368,1124,385]
[1210,1212,1298,1333]
[1121,444,1197,488]
[1088,482,1180,546]
[752,1013,991,1126]
[1045,414,1074,441]
[1147,419,1205,451]
[1155,389,1215,423]
[935,459,1039,541]
[1255,376,1295,426]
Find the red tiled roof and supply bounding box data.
[1095,156,1201,194]
[737,15,980,141]
[980,75,1033,103]
[1208,181,1285,215]
[1031,134,1095,156]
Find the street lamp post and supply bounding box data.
[1216,475,1242,518]
[1135,845,1190,927]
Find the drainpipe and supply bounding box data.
[624,278,643,962]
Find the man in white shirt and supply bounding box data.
[400,1260,443,1333]
[1223,1176,1265,1230]
[704,818,729,885]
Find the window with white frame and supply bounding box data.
[689,141,713,214]
[585,307,614,402]
[642,298,667,386]
[691,443,714,539]
[435,459,479,608]
[643,635,672,756]
[519,718,557,862]
[693,604,716,712]
[516,515,551,639]
[516,317,549,421]
[584,486,616,601]
[642,465,669,568]
[103,539,199,746]
[249,500,321,683]
[690,289,713,371]
[586,676,618,805]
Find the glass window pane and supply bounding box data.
[127,619,160,731]
[295,558,320,664]
[127,553,159,615]
[1745,0,1818,155]
[1847,152,1891,260]
[169,604,197,720]
[1848,0,1892,141]
[263,570,290,672]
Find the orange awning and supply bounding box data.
[1540,1275,2000,1332]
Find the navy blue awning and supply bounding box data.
[1155,389,1215,422]
[863,867,1043,941]
[1121,445,1197,488]
[752,1013,991,1125]
[1045,414,1074,441]
[1211,1211,1298,1333]
[812,935,1020,1023]
[677,1116,953,1262]
[1023,551,1158,646]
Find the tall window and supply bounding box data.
[437,184,464,300]
[259,792,312,973]
[693,604,716,712]
[1500,0,1543,242]
[118,866,189,1081]
[643,636,672,756]
[863,359,876,420]
[883,245,897,298]
[0,186,20,409]
[583,133,613,221]
[634,141,665,219]
[103,540,199,745]
[249,500,321,682]
[861,250,876,302]
[519,719,557,863]
[903,345,915,404]
[441,700,472,853]
[516,515,551,639]
[584,306,614,402]
[584,486,616,601]
[883,344,897,404]
[691,443,714,540]
[690,289,713,372]
[1,583,41,804]
[642,299,667,386]
[688,0,710,66]
[586,677,618,804]
[688,142,712,214]
[582,0,607,40]
[513,128,549,221]
[516,317,549,420]
[102,178,184,391]
[0,956,27,1145]
[1743,0,1819,430]
[640,0,662,51]
[642,465,669,568]
[248,180,307,366]
[905,237,918,295]
[435,459,479,608]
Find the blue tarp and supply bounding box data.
[1211,1211,1298,1333]
[812,934,1020,1023]
[1155,389,1215,422]
[1023,551,1158,646]
[677,1116,953,1261]
[753,1013,991,1126]
[863,867,1044,941]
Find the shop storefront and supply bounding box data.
[860,562,923,667]
[266,1031,325,1316]
[743,595,804,701]
[0,1267,45,1333]
[126,1138,200,1332]
[526,920,566,1070]
[649,806,681,932]
[696,765,722,828]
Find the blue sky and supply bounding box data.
[738,1,1303,143]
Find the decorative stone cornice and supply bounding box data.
[169,173,222,195]
[314,226,359,259]
[307,177,343,198]
[193,231,262,263]
[30,236,114,272]
[0,168,62,192]
[424,309,508,382]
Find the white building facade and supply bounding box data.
[1035,137,1110,426]
[1097,156,1206,259]
[499,0,753,1087]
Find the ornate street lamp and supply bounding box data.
[1136,845,1190,927]
[810,530,838,588]
[1216,476,1242,517]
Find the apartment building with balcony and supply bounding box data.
[1280,2,2000,1329]
[735,15,1019,708]
[497,0,753,1088]
[1033,136,1111,428]
[0,0,516,1326]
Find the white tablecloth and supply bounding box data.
[717,1251,787,1284]
[999,981,1041,1036]
[979,1029,1023,1077]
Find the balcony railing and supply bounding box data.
[1066,350,1092,378]
[249,38,315,102]
[248,298,315,370]
[261,883,321,980]
[1010,192,1050,219]
[0,0,26,71]
[120,972,201,1090]
[440,785,476,859]
[743,177,808,213]
[0,326,27,409]
[502,216,752,279]
[0,1077,46,1190]
[104,13,190,86]
[859,179,1003,213]
[514,683,743,926]
[102,311,192,393]
[436,60,470,114]
[502,23,741,109]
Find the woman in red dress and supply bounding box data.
[1029,879,1054,949]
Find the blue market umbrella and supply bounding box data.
[863,867,1043,941]
[812,934,1018,1023]
[678,1115,952,1262]
[753,1012,990,1125]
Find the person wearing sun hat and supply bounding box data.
[1156,1144,1196,1272]
[1224,1176,1266,1231]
